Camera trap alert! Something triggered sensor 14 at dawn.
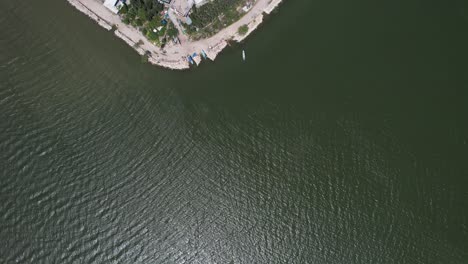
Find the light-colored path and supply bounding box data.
[67,0,283,69]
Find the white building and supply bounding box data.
[193,0,209,8]
[103,0,125,14]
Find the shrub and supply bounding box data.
[134,39,144,48]
[141,53,148,63]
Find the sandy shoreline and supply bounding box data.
[67,0,284,70]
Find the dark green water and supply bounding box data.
[1,0,468,263]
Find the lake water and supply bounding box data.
[1,0,467,263]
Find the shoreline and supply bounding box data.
[67,0,284,70]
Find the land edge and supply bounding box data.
[66,0,283,70]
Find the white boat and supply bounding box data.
[242,50,246,61]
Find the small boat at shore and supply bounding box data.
[201,50,208,59]
[187,55,195,65]
[242,50,246,61]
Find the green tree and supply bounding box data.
[147,18,159,29]
[128,7,136,17]
[157,26,167,37]
[166,25,179,38]
[135,18,143,26]
[118,4,128,14]
[137,8,148,20]
[147,31,159,41]
[127,11,136,21]
[238,25,248,35]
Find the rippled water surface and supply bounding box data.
[1,0,468,263]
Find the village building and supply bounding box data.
[103,0,126,14]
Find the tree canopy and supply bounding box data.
[119,0,164,22]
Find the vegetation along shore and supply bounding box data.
[67,0,283,70]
